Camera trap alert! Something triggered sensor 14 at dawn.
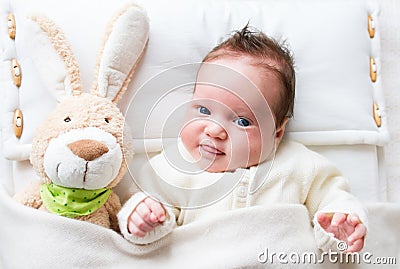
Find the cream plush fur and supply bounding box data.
[13,4,149,231]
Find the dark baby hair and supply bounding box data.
[202,25,296,127]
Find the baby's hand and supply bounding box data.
[128,197,166,237]
[317,212,366,253]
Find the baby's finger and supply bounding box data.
[128,225,146,237]
[338,214,356,235]
[348,223,367,243]
[317,213,332,230]
[128,212,150,236]
[135,202,157,226]
[347,213,361,226]
[144,198,166,222]
[130,210,154,232]
[331,213,346,227]
[345,238,364,253]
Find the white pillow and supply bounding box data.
[125,0,388,151]
[0,0,388,160]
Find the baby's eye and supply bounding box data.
[234,118,251,127]
[105,118,110,123]
[198,106,211,115]
[64,117,71,123]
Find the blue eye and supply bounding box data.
[198,106,211,115]
[234,118,251,127]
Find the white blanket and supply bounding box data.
[1,185,399,268]
[0,184,327,268]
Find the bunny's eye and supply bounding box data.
[105,118,110,123]
[64,117,71,123]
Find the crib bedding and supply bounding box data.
[1,185,399,268]
[0,184,398,268]
[1,0,399,268]
[1,191,327,268]
[308,144,383,203]
[124,0,388,147]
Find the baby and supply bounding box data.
[118,25,367,252]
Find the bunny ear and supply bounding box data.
[29,15,82,100]
[92,4,149,103]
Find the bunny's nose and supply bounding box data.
[67,139,109,161]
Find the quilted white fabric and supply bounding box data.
[124,0,388,148]
[379,0,400,203]
[0,0,389,158]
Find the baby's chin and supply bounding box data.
[202,161,257,173]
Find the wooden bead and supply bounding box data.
[368,15,375,38]
[370,57,377,83]
[373,103,381,128]
[7,14,16,39]
[13,109,23,138]
[11,59,21,87]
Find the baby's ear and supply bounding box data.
[91,4,149,103]
[27,15,82,101]
[275,117,290,146]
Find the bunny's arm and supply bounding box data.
[13,180,44,209]
[104,191,122,232]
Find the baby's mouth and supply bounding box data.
[199,144,225,156]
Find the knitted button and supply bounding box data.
[373,103,381,127]
[11,59,21,87]
[237,185,247,198]
[370,57,377,82]
[13,109,23,138]
[368,15,375,38]
[7,14,16,39]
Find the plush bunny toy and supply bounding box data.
[13,4,149,231]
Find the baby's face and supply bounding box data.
[180,56,281,172]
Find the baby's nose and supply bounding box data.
[67,139,109,161]
[204,122,227,140]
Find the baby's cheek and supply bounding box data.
[180,124,200,154]
[247,132,264,161]
[180,125,191,145]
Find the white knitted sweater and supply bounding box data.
[118,139,367,250]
